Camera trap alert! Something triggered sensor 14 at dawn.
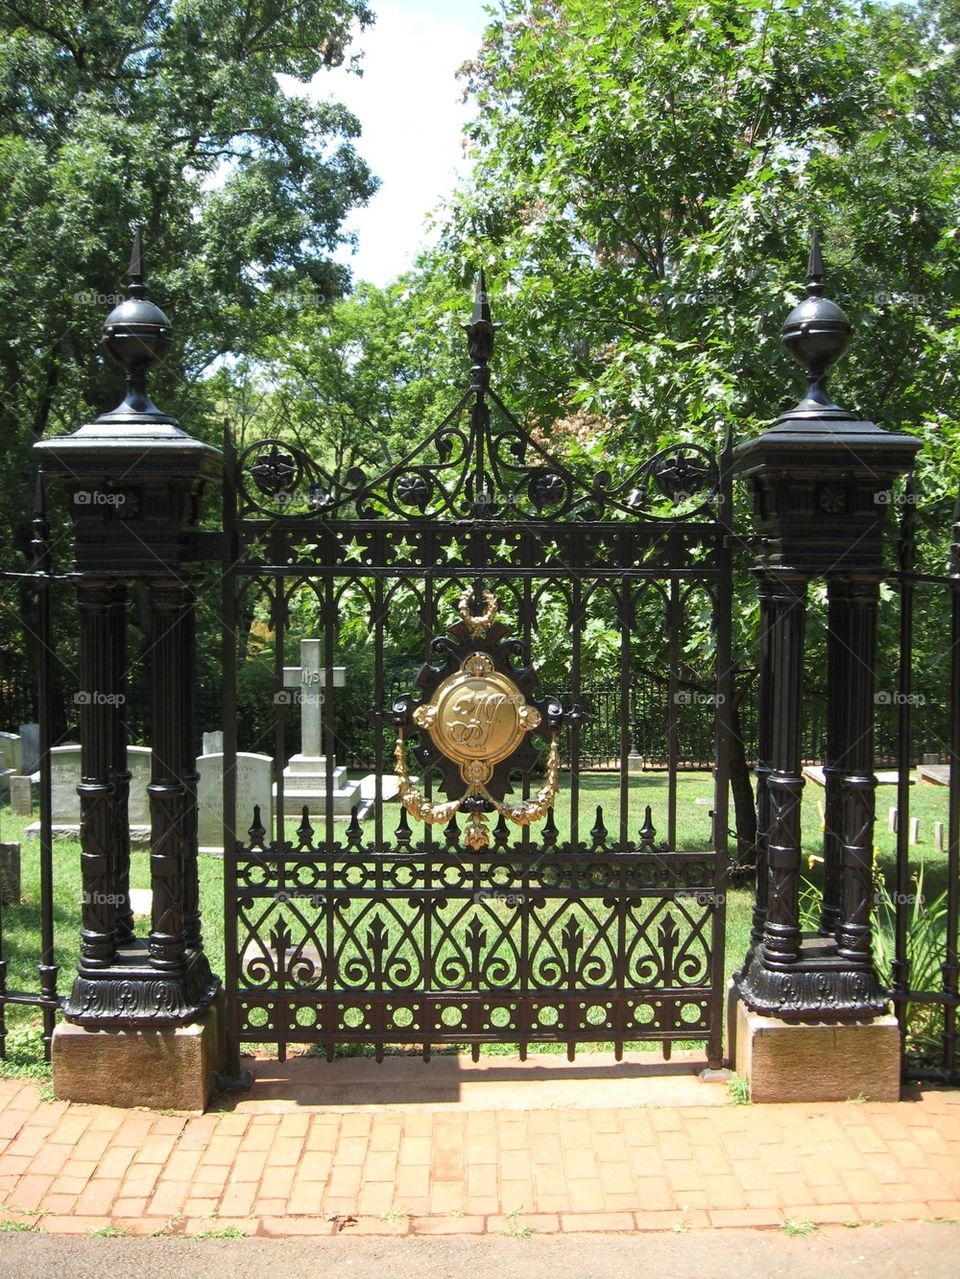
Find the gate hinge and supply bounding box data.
[183,530,230,562]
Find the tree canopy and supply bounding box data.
[0,0,377,562]
[439,0,958,498]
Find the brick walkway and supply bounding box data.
[1,1053,959,1239]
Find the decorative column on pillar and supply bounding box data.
[35,231,222,1069]
[835,579,882,970]
[753,570,808,979]
[74,579,124,974]
[732,231,919,1047]
[820,582,851,936]
[109,584,135,949]
[745,576,776,962]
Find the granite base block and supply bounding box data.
[735,998,900,1103]
[51,991,225,1112]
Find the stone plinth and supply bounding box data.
[52,992,225,1112]
[919,764,950,786]
[735,999,900,1103]
[279,754,363,817]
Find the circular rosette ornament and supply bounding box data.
[393,471,433,513]
[625,444,718,517]
[245,441,306,513]
[527,468,569,514]
[652,446,715,511]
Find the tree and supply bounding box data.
[0,0,377,548]
[436,0,960,857]
[249,272,472,476]
[0,0,379,726]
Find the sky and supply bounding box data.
[306,0,495,287]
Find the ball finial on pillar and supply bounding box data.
[780,227,854,416]
[98,228,176,424]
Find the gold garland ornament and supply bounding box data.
[394,727,560,851]
[458,587,499,638]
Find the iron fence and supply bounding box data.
[0,501,61,1062]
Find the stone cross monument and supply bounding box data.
[278,639,362,816]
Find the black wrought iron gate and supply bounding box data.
[221,283,733,1075]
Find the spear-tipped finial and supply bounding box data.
[463,264,498,377]
[96,227,175,425]
[806,225,825,297]
[127,226,147,298]
[472,268,492,325]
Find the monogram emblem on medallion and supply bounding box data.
[413,652,541,782]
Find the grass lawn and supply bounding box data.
[0,768,951,1073]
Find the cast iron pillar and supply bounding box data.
[748,575,777,957]
[820,581,851,936]
[733,231,920,1019]
[34,230,222,1026]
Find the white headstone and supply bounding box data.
[203,731,223,756]
[126,746,152,825]
[197,752,273,852]
[0,732,22,772]
[50,744,82,821]
[49,744,151,826]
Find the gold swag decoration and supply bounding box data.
[394,727,560,851]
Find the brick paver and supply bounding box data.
[0,1068,959,1238]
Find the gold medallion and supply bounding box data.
[413,652,541,783]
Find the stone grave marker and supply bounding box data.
[50,744,82,821]
[18,724,39,776]
[197,751,273,852]
[30,743,151,841]
[10,776,31,816]
[0,731,19,801]
[126,746,152,826]
[279,639,361,817]
[919,763,950,786]
[0,732,21,772]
